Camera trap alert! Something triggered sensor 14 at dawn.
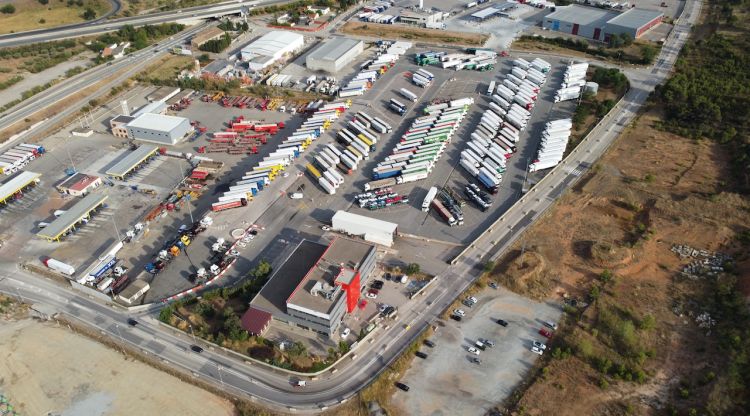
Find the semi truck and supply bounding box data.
[431,199,456,226]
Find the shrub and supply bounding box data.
[639,314,656,330]
[405,263,421,275]
[0,4,15,13]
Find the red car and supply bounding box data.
[539,328,552,338]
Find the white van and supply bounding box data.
[289,192,303,199]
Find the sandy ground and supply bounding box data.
[0,319,234,416]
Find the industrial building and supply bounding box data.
[126,113,192,145]
[470,2,516,21]
[190,26,225,49]
[118,279,150,304]
[542,5,663,41]
[246,238,378,337]
[0,171,41,205]
[146,86,182,103]
[109,115,134,139]
[105,145,159,180]
[132,101,167,118]
[240,31,305,72]
[55,173,102,197]
[398,10,444,26]
[331,210,398,247]
[36,192,108,242]
[306,38,364,73]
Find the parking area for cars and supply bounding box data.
[391,287,561,415]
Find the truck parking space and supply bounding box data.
[391,287,561,415]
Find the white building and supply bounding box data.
[240,31,305,72]
[306,38,364,73]
[126,113,192,145]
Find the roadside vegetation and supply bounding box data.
[568,67,629,150]
[0,0,110,34]
[515,35,659,65]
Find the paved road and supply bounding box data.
[0,0,284,48]
[0,0,701,412]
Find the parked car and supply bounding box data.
[467,296,478,304]
[384,272,392,281]
[395,382,410,392]
[423,339,436,348]
[378,304,390,313]
[489,282,498,289]
[415,351,428,359]
[320,225,331,231]
[450,314,463,322]
[539,328,552,338]
[543,320,558,331]
[497,319,509,327]
[531,346,544,355]
[480,338,494,348]
[341,327,351,338]
[453,309,466,317]
[532,340,547,350]
[470,357,481,364]
[475,340,486,351]
[371,280,384,290]
[467,347,481,355]
[366,289,379,299]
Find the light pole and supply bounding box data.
[111,215,122,242]
[114,324,125,345]
[178,159,194,223]
[65,135,77,173]
[217,364,224,386]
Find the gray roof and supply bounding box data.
[106,145,159,178]
[0,171,40,201]
[307,38,362,63]
[126,113,187,132]
[111,115,135,124]
[544,5,618,26]
[606,8,663,29]
[37,192,108,240]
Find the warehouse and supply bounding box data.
[398,10,444,26]
[470,2,515,21]
[247,238,377,337]
[126,113,192,145]
[240,31,304,72]
[306,38,364,73]
[109,115,134,138]
[542,5,663,41]
[331,210,398,247]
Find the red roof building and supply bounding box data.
[241,307,272,336]
[55,173,103,197]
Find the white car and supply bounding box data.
[366,291,378,299]
[453,309,466,317]
[467,296,478,304]
[341,327,351,338]
[530,346,544,355]
[532,341,547,350]
[543,321,558,331]
[467,347,480,355]
[378,304,390,313]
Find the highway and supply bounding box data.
[0,0,701,412]
[0,0,279,48]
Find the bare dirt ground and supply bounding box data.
[340,21,489,46]
[487,110,750,415]
[0,318,235,416]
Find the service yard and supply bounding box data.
[0,318,233,416]
[391,287,560,415]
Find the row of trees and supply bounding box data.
[88,23,184,54]
[519,36,657,65]
[198,33,232,53]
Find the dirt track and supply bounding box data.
[0,319,234,416]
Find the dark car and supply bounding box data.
[384,272,392,281]
[497,319,509,327]
[423,339,436,348]
[450,314,463,322]
[127,318,138,326]
[190,345,204,353]
[395,382,410,392]
[249,229,258,236]
[415,351,428,359]
[371,280,384,290]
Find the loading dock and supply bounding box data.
[36,192,109,242]
[105,145,159,180]
[0,171,41,204]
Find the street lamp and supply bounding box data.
[217,364,224,386]
[114,324,125,345]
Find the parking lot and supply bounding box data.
[391,287,562,415]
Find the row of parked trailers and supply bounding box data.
[555,62,588,103]
[529,119,573,172]
[411,67,434,89]
[339,43,411,98]
[0,143,46,175]
[358,12,397,24]
[460,59,551,193]
[307,110,385,194]
[363,97,474,192]
[422,186,467,227]
[415,50,497,71]
[211,101,351,211]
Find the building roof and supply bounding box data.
[399,10,440,20]
[111,115,135,124]
[0,171,41,203]
[331,211,398,234]
[118,279,149,299]
[241,307,272,335]
[36,192,108,240]
[146,86,181,103]
[241,31,304,58]
[127,112,187,132]
[132,101,167,118]
[286,238,375,316]
[307,38,362,63]
[191,26,225,46]
[606,7,663,28]
[471,6,500,19]
[57,173,100,192]
[544,4,618,26]
[106,145,159,178]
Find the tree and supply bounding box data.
[640,44,657,64]
[0,4,16,13]
[158,306,173,323]
[38,0,49,4]
[288,341,308,357]
[405,263,421,275]
[132,29,148,49]
[82,7,96,20]
[338,341,350,354]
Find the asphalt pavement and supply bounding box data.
[0,0,702,412]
